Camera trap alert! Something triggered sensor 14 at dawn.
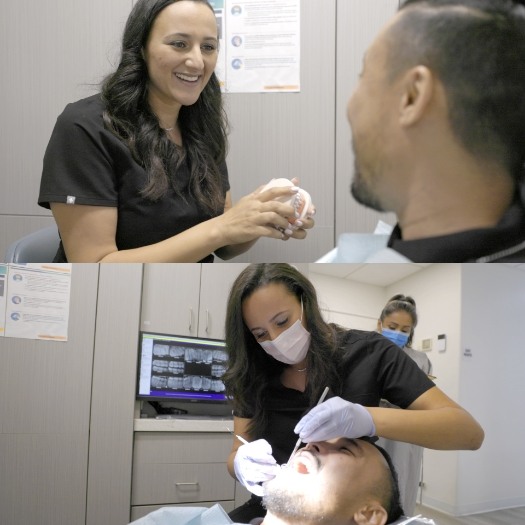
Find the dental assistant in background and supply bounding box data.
[378,295,432,377]
[222,263,484,523]
[376,294,432,515]
[38,0,313,263]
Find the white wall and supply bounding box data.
[310,272,386,330]
[456,265,525,515]
[385,264,463,513]
[310,264,525,516]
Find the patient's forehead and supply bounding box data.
[356,438,390,468]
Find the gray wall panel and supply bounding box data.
[0,0,132,220]
[86,263,143,525]
[0,264,100,525]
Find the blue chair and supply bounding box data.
[4,225,60,263]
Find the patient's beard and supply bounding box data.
[350,149,386,213]
[263,476,335,524]
[351,170,385,212]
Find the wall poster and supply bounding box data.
[210,0,300,93]
[0,264,72,341]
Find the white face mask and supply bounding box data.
[259,301,311,365]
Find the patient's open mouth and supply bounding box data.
[292,451,319,474]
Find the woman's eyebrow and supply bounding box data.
[167,32,218,42]
[249,310,290,331]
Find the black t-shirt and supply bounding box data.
[38,94,230,262]
[238,329,435,465]
[387,192,525,262]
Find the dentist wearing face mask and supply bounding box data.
[222,264,483,524]
[376,295,433,516]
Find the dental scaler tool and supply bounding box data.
[287,386,329,464]
[261,178,316,228]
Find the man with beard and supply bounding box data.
[252,438,405,525]
[332,0,525,262]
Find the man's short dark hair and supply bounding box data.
[363,439,404,523]
[388,0,525,184]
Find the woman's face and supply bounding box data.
[144,1,218,112]
[242,283,304,343]
[377,309,413,335]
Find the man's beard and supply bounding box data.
[350,159,386,212]
[263,476,332,523]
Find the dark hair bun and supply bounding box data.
[388,294,416,307]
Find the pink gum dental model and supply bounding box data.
[261,178,316,227]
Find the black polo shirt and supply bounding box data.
[388,194,525,262]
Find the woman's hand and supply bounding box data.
[233,439,280,496]
[214,184,314,247]
[294,397,376,442]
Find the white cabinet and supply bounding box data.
[140,264,248,340]
[141,264,201,337]
[130,431,236,521]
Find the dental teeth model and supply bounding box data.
[261,178,316,228]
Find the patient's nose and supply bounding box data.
[306,441,330,453]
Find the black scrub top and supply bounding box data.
[241,329,435,465]
[38,94,230,263]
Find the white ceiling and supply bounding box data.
[308,263,525,287]
[308,263,431,287]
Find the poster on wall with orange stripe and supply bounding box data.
[209,0,300,93]
[2,264,72,341]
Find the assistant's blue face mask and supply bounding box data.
[381,328,409,348]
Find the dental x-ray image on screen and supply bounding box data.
[137,332,228,403]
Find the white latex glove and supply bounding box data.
[294,396,376,442]
[233,439,280,496]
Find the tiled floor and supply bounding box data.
[415,505,525,525]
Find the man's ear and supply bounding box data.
[398,65,434,128]
[353,503,388,525]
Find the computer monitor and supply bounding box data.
[137,331,229,403]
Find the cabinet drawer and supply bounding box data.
[134,432,232,464]
[131,462,235,505]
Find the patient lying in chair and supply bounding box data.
[254,437,406,525]
[130,438,435,525]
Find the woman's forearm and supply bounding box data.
[99,215,229,262]
[368,405,484,449]
[215,239,258,260]
[367,387,485,450]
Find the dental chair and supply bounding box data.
[4,225,60,263]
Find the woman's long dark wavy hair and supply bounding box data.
[101,0,228,214]
[222,264,346,439]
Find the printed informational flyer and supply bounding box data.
[3,264,72,341]
[210,0,300,93]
